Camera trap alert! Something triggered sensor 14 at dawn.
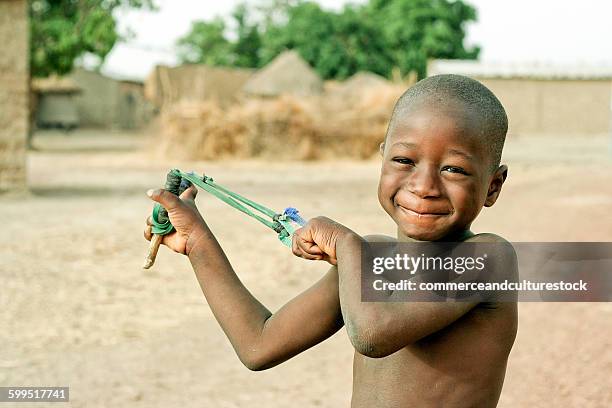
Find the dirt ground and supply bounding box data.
[1,129,611,407]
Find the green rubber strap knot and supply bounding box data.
[151,202,174,235]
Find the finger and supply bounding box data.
[322,254,337,266]
[294,226,324,254]
[147,188,181,210]
[179,184,198,200]
[296,242,324,260]
[297,241,323,257]
[297,248,323,261]
[146,215,153,226]
[292,233,300,257]
[296,233,323,255]
[144,225,152,241]
[292,234,321,260]
[304,253,323,261]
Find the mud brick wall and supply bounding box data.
[0,0,28,192]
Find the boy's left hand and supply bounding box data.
[291,216,355,265]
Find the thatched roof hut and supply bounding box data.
[242,50,323,97]
[340,72,391,92]
[327,71,393,101]
[31,76,81,94]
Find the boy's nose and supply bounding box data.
[406,166,442,199]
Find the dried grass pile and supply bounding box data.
[158,96,319,160]
[157,101,233,160]
[229,96,321,159]
[158,83,408,161]
[313,84,406,159]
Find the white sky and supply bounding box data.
[101,0,612,80]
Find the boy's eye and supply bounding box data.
[442,166,468,175]
[392,157,414,165]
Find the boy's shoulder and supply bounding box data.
[464,232,516,259]
[465,232,511,244]
[465,233,517,260]
[362,234,397,243]
[466,233,518,289]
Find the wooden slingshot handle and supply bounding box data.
[143,233,163,269]
[142,170,185,269]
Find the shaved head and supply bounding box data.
[385,74,508,171]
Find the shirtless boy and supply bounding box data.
[143,74,518,407]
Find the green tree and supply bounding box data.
[259,2,334,71]
[259,0,478,79]
[232,3,262,68]
[260,2,393,79]
[366,0,479,78]
[29,0,156,77]
[176,4,262,68]
[176,18,233,66]
[175,0,479,80]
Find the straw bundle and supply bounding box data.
[158,83,407,161]
[312,84,406,159]
[228,95,320,160]
[158,101,234,160]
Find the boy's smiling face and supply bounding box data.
[378,103,507,241]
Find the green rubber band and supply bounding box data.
[149,170,302,248]
[203,178,276,218]
[180,172,278,230]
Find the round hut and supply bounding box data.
[242,50,323,97]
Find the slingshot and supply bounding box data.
[143,169,307,269]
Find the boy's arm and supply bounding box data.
[188,234,343,370]
[145,188,343,371]
[290,218,516,358]
[335,232,516,358]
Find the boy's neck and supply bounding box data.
[396,228,474,242]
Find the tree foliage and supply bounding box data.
[29,0,156,77]
[176,18,233,66]
[259,2,394,79]
[365,0,479,78]
[232,3,262,68]
[177,0,479,80]
[177,3,263,69]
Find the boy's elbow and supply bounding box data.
[239,345,288,371]
[348,331,380,358]
[243,360,268,372]
[345,316,400,359]
[239,352,273,371]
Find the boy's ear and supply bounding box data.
[379,142,385,156]
[484,165,508,207]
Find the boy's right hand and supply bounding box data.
[143,185,208,256]
[291,216,355,265]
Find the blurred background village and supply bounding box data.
[2,0,611,177]
[1,1,611,407]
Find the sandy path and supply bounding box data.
[1,130,610,407]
